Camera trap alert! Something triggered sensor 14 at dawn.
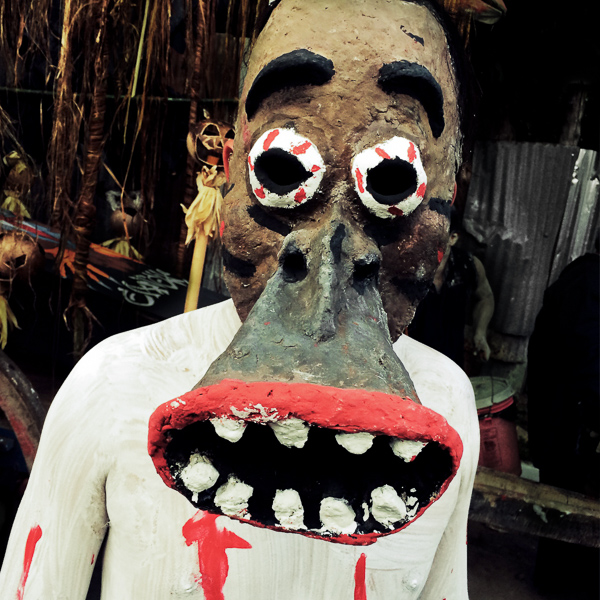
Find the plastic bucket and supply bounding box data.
[471,376,521,476]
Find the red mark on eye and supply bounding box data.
[263,129,279,151]
[355,168,364,193]
[311,164,321,172]
[219,220,225,238]
[292,141,311,155]
[417,183,426,198]
[183,511,252,600]
[408,142,417,163]
[294,188,307,203]
[354,553,367,600]
[17,525,42,600]
[388,206,404,216]
[248,156,254,171]
[375,147,391,160]
[437,248,444,263]
[254,186,265,199]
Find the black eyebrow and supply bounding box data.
[378,61,445,138]
[245,49,335,120]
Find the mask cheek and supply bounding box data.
[222,200,283,321]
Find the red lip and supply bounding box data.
[149,379,463,545]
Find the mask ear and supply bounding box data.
[451,181,457,206]
[223,139,234,183]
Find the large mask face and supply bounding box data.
[224,0,461,339]
[150,0,463,548]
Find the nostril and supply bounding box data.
[366,158,417,205]
[280,245,308,283]
[353,255,379,292]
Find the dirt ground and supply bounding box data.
[467,521,598,600]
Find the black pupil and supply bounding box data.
[254,148,311,195]
[366,158,418,205]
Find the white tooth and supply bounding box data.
[210,417,247,443]
[269,418,309,448]
[272,489,306,530]
[371,485,407,529]
[214,475,253,518]
[390,439,427,462]
[319,497,357,535]
[335,431,374,454]
[362,502,370,522]
[180,454,219,502]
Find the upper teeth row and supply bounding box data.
[178,456,420,533]
[209,417,428,457]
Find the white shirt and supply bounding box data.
[0,299,478,599]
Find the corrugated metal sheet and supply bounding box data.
[463,142,599,337]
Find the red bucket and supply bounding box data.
[471,377,521,476]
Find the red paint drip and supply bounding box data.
[183,511,252,600]
[263,129,279,151]
[375,147,391,160]
[292,140,311,155]
[294,188,307,203]
[264,321,270,326]
[354,553,367,600]
[219,220,225,238]
[17,525,42,600]
[254,186,266,199]
[91,554,95,565]
[355,168,364,193]
[408,142,417,163]
[416,183,426,198]
[437,248,444,263]
[248,156,254,171]
[388,206,404,216]
[311,164,321,172]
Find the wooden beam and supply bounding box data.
[469,466,600,548]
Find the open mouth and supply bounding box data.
[149,379,462,546]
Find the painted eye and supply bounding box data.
[248,128,325,208]
[352,137,427,219]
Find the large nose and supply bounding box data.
[198,207,419,401]
[149,205,463,543]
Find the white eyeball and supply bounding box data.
[248,128,325,208]
[351,137,427,219]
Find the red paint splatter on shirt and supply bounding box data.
[263,129,279,151]
[17,525,42,600]
[183,511,252,600]
[355,168,365,193]
[292,141,311,155]
[248,156,254,171]
[254,186,266,199]
[388,206,404,216]
[375,147,391,160]
[354,553,367,599]
[294,188,307,203]
[437,248,444,263]
[408,142,417,163]
[417,183,426,198]
[219,220,225,238]
[311,164,321,172]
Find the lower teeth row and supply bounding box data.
[177,455,420,534]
